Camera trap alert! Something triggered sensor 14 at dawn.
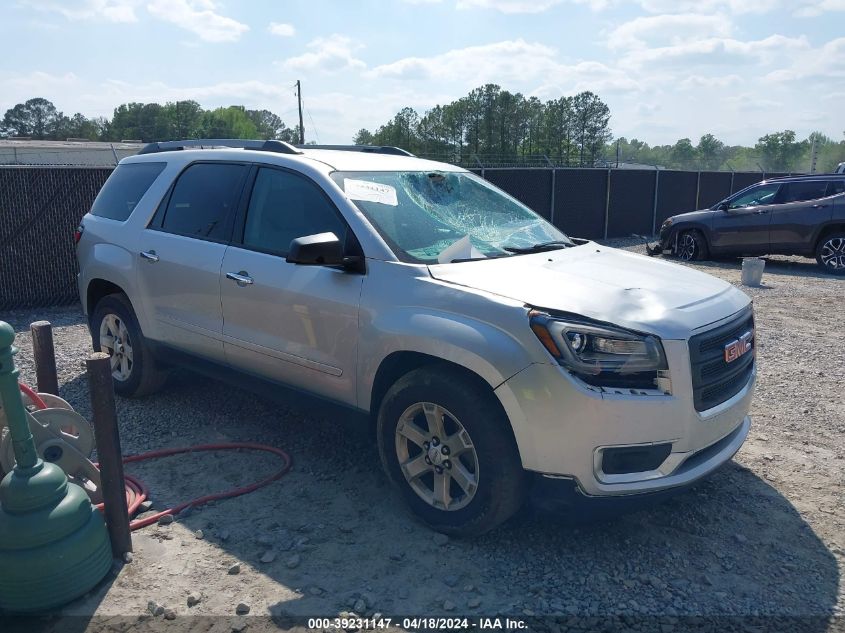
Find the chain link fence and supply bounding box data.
[1,166,112,310]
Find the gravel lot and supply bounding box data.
[2,243,843,632]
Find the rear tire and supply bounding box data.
[676,229,709,261]
[91,294,168,397]
[376,365,526,536]
[815,232,845,275]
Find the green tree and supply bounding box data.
[246,108,298,141]
[193,106,258,139]
[697,134,725,170]
[1,97,64,139]
[755,130,806,172]
[572,91,611,166]
[353,128,375,145]
[670,138,696,169]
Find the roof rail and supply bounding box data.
[296,144,415,157]
[137,139,302,155]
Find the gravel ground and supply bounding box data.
[1,243,843,632]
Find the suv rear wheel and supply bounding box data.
[91,294,168,397]
[816,233,845,275]
[676,229,709,261]
[377,365,526,536]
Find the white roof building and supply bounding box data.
[0,139,144,166]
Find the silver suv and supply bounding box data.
[76,139,755,535]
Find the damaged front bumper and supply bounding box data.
[646,225,674,256]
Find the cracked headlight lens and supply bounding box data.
[529,310,668,387]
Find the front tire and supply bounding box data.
[676,229,709,261]
[815,233,845,275]
[376,365,526,536]
[91,294,167,397]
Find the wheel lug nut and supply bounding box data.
[423,442,430,450]
[425,456,432,465]
[444,460,452,469]
[441,446,449,455]
[431,438,439,446]
[435,466,443,474]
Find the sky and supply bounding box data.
[2,0,844,146]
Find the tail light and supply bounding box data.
[73,224,84,245]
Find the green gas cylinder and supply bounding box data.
[0,321,112,613]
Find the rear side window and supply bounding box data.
[90,162,165,221]
[160,163,247,241]
[826,181,845,196]
[779,181,828,203]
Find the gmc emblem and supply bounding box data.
[724,331,754,363]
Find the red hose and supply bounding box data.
[17,383,292,531]
[112,443,292,530]
[18,382,48,410]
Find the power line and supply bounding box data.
[303,99,319,144]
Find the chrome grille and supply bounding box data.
[689,308,755,412]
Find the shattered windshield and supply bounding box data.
[331,170,572,263]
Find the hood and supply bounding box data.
[428,243,750,339]
[668,208,715,224]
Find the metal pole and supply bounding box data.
[86,352,132,557]
[30,321,59,396]
[695,171,701,210]
[651,169,660,236]
[550,168,557,226]
[604,169,611,240]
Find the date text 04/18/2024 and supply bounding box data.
[307,617,528,630]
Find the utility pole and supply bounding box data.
[296,80,305,145]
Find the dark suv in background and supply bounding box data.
[650,174,845,274]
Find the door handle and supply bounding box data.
[140,250,159,262]
[753,209,770,214]
[811,204,828,209]
[226,271,254,286]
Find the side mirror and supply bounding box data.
[717,202,729,211]
[287,232,344,266]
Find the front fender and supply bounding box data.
[355,261,550,411]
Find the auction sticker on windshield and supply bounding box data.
[344,178,398,206]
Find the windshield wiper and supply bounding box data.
[503,240,574,254]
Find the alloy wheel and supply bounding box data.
[678,233,696,261]
[99,313,134,381]
[394,402,480,511]
[820,237,845,270]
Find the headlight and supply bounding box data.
[529,310,668,388]
[661,218,673,229]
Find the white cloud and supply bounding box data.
[607,14,733,50]
[370,39,555,82]
[620,34,810,70]
[146,0,248,43]
[678,74,742,89]
[794,0,845,16]
[23,0,140,22]
[0,71,82,111]
[280,35,366,73]
[637,0,780,14]
[370,40,640,95]
[455,0,564,12]
[268,22,295,37]
[764,37,845,81]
